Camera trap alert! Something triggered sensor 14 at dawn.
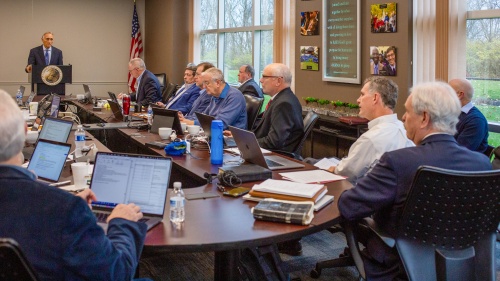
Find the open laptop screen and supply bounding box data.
[27,139,71,182]
[38,117,73,143]
[90,152,172,215]
[49,95,61,118]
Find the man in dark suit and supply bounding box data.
[338,82,492,281]
[25,31,63,73]
[238,64,263,98]
[0,89,148,280]
[382,46,396,76]
[122,58,162,107]
[253,63,304,152]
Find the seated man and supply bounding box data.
[253,63,304,152]
[338,82,491,280]
[449,78,489,153]
[181,67,247,130]
[0,90,147,280]
[120,58,162,107]
[156,63,201,115]
[238,64,263,98]
[180,62,214,121]
[328,77,414,183]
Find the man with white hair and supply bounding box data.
[0,90,147,280]
[338,82,492,280]
[448,78,489,153]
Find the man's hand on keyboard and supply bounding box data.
[107,203,144,223]
[76,189,97,209]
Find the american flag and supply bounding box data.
[128,3,143,93]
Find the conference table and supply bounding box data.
[53,97,352,280]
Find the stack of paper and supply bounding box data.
[279,170,346,184]
[249,179,326,203]
[314,157,341,170]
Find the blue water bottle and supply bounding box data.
[210,120,224,165]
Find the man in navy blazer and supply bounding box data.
[0,89,148,280]
[122,58,162,107]
[338,82,492,281]
[253,63,304,152]
[238,64,263,98]
[25,32,63,73]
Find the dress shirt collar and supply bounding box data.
[461,101,474,114]
[136,70,145,90]
[239,78,252,86]
[44,46,52,52]
[367,113,398,130]
[0,164,37,181]
[270,87,288,101]
[421,132,452,143]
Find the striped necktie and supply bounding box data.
[45,49,50,65]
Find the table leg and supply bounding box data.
[214,250,239,281]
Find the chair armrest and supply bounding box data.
[267,149,301,161]
[343,221,366,280]
[361,217,396,248]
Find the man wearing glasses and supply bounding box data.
[119,58,162,107]
[253,63,304,152]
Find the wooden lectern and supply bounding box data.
[29,65,72,95]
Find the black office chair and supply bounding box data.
[154,73,167,97]
[162,82,179,104]
[244,94,263,130]
[270,110,319,160]
[312,166,500,280]
[0,238,39,281]
[484,144,495,159]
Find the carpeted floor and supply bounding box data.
[139,230,500,281]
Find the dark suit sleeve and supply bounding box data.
[455,114,488,152]
[61,197,147,280]
[140,76,162,106]
[26,49,36,73]
[55,48,63,65]
[257,101,295,150]
[338,153,399,221]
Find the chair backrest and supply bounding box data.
[244,94,263,130]
[396,166,500,281]
[154,73,167,96]
[0,238,39,281]
[162,82,179,103]
[484,144,494,159]
[291,111,319,157]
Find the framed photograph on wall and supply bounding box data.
[300,11,320,36]
[370,3,397,33]
[322,0,361,84]
[369,46,397,76]
[300,46,319,71]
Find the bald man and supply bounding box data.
[449,78,489,153]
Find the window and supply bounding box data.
[466,1,500,145]
[196,0,274,85]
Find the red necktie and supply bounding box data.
[265,99,272,110]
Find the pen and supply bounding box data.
[49,180,72,187]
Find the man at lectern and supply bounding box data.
[25,32,63,73]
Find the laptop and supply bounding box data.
[195,112,237,147]
[150,107,183,135]
[25,91,36,107]
[107,99,144,121]
[228,126,305,170]
[38,117,73,143]
[83,84,92,101]
[89,152,172,232]
[31,94,54,131]
[108,91,118,103]
[27,139,72,183]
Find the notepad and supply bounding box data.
[279,170,346,184]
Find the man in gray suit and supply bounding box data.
[238,64,263,98]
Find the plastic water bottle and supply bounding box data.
[16,89,23,106]
[147,105,153,126]
[210,120,224,165]
[75,125,86,158]
[169,182,185,223]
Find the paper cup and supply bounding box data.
[158,127,173,140]
[26,131,39,144]
[29,102,38,115]
[187,125,200,136]
[71,163,91,188]
[22,109,29,120]
[180,122,187,133]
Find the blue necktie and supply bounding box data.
[45,49,49,65]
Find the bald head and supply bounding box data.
[448,78,474,106]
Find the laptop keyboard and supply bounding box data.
[93,212,149,223]
[265,158,284,167]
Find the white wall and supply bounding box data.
[0,0,145,97]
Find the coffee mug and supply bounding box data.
[187,125,200,136]
[180,122,187,133]
[158,127,173,140]
[29,102,38,115]
[71,163,92,189]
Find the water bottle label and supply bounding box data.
[75,135,86,141]
[170,197,185,207]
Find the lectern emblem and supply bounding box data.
[41,65,63,86]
